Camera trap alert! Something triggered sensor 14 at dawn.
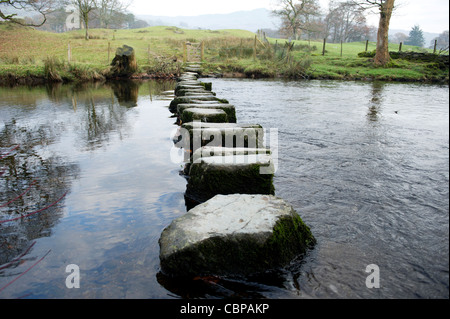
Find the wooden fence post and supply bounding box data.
[68,42,71,64]
[253,35,257,60]
[365,40,369,52]
[399,42,403,52]
[201,41,205,61]
[183,42,187,63]
[107,42,111,64]
[322,38,326,56]
[239,39,243,58]
[433,40,438,54]
[340,40,343,57]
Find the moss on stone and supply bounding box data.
[265,214,316,264]
[159,196,315,277]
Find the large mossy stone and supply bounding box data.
[109,45,138,78]
[185,153,275,203]
[180,108,229,124]
[159,194,316,277]
[177,104,237,123]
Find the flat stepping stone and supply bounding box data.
[182,146,271,174]
[180,108,228,124]
[192,147,271,159]
[177,123,264,153]
[175,89,214,97]
[177,104,237,123]
[159,194,316,277]
[169,96,228,113]
[175,122,264,153]
[185,67,202,73]
[175,82,212,93]
[185,153,275,203]
[176,92,216,98]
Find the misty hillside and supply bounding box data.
[137,8,281,33]
[137,8,441,45]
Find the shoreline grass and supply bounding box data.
[0,22,448,85]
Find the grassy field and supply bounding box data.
[0,22,448,83]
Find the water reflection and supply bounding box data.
[0,80,176,292]
[157,270,289,299]
[1,79,447,299]
[109,81,140,108]
[0,123,78,266]
[367,82,385,122]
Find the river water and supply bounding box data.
[0,79,448,299]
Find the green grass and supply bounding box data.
[0,22,448,83]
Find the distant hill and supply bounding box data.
[137,8,281,33]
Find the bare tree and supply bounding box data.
[431,30,449,54]
[71,0,96,40]
[392,32,408,44]
[353,0,395,66]
[0,0,56,26]
[326,1,367,43]
[273,0,321,40]
[98,0,131,29]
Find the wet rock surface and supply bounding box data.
[159,194,316,277]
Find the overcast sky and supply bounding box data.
[129,0,449,33]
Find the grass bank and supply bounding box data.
[0,22,448,84]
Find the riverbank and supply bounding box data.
[1,23,448,85]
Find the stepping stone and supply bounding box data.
[182,146,271,174]
[177,104,237,123]
[159,194,316,277]
[177,123,264,153]
[192,146,271,159]
[180,108,228,124]
[186,64,202,68]
[169,96,228,113]
[185,67,202,73]
[175,89,214,97]
[175,82,212,93]
[185,152,275,203]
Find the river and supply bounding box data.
[0,79,448,299]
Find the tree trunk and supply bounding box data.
[84,15,89,41]
[374,0,395,66]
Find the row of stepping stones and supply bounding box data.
[159,63,316,278]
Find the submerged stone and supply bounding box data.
[159,194,316,277]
